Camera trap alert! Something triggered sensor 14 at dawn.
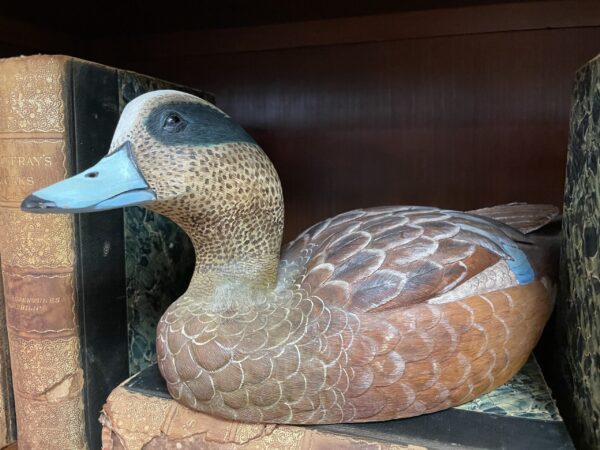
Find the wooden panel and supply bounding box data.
[101,27,600,243]
[0,1,529,37]
[0,17,77,55]
[90,1,600,58]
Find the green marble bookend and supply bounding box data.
[456,356,560,420]
[553,52,600,450]
[124,207,195,373]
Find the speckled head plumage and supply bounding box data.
[117,91,285,294]
[24,90,285,295]
[109,90,280,217]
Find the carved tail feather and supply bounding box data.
[469,202,559,234]
[470,203,561,282]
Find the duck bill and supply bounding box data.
[20,142,156,214]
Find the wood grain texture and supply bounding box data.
[8,1,593,39]
[0,17,76,55]
[88,1,600,58]
[103,26,600,243]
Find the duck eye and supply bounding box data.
[162,112,186,133]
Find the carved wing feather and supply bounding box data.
[282,206,514,313]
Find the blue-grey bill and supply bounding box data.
[20,142,156,214]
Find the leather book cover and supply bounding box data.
[0,55,212,449]
[0,262,16,446]
[100,358,573,449]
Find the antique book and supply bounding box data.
[0,264,16,446]
[0,55,211,449]
[100,357,573,449]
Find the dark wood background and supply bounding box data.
[1,1,599,447]
[2,1,599,242]
[86,1,600,242]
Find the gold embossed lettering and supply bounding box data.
[0,155,54,167]
[8,297,63,312]
[0,176,35,186]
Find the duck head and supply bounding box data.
[21,90,284,296]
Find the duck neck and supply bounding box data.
[183,204,284,302]
[148,145,285,306]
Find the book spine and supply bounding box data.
[0,55,86,449]
[0,263,16,446]
[100,387,419,450]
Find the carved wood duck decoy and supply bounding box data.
[21,90,557,424]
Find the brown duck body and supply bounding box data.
[157,205,554,424]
